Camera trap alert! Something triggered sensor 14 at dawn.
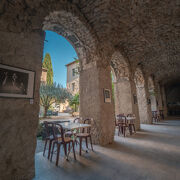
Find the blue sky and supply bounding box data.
[43,30,78,87]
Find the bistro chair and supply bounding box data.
[74,117,81,123]
[76,118,93,156]
[50,123,76,166]
[116,114,131,137]
[115,114,124,135]
[152,111,159,122]
[127,114,136,134]
[159,110,164,120]
[43,121,55,159]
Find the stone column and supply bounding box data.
[114,78,133,115]
[154,81,163,112]
[80,62,115,145]
[0,31,45,180]
[129,79,141,130]
[144,77,153,124]
[161,85,168,118]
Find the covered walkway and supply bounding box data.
[34,118,180,180]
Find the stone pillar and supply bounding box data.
[144,77,153,124]
[0,31,44,180]
[80,62,115,145]
[154,81,163,112]
[135,77,152,124]
[114,78,132,115]
[129,79,140,130]
[161,85,168,118]
[150,94,158,111]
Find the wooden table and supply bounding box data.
[59,122,92,158]
[61,122,91,131]
[126,117,135,121]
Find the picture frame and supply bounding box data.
[104,89,111,103]
[0,64,35,99]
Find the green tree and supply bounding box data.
[69,93,79,112]
[42,53,53,85]
[40,83,72,117]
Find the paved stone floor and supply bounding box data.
[34,118,180,180]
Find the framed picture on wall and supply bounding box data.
[0,64,35,99]
[104,89,111,103]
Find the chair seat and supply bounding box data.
[118,123,129,127]
[46,135,63,141]
[76,133,90,137]
[57,137,72,143]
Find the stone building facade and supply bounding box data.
[66,60,79,95]
[0,1,179,179]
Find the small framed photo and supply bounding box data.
[0,64,35,99]
[104,89,111,103]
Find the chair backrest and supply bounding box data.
[152,111,158,118]
[83,118,92,133]
[43,121,54,137]
[74,118,80,123]
[127,113,135,117]
[116,114,127,124]
[52,123,65,142]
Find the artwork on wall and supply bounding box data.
[0,64,35,98]
[104,89,111,103]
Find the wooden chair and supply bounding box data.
[159,110,164,120]
[152,111,159,122]
[76,118,93,156]
[43,121,55,159]
[127,114,136,134]
[50,123,76,166]
[74,117,81,123]
[116,114,131,137]
[115,114,124,136]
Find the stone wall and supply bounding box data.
[0,30,44,180]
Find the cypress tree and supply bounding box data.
[42,53,53,85]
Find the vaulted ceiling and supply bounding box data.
[1,0,179,85]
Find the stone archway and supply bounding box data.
[0,4,115,179]
[41,11,115,146]
[134,68,149,124]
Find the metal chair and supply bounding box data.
[43,121,55,159]
[116,114,131,137]
[127,114,136,134]
[76,118,93,155]
[50,123,76,166]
